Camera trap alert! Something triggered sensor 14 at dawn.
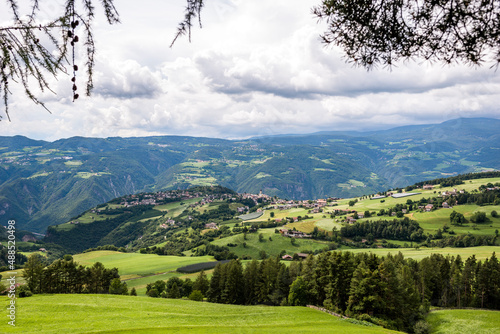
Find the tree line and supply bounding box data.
[408,171,500,189]
[150,251,500,333]
[23,254,120,295]
[340,217,425,242]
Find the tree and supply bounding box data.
[288,276,309,306]
[109,278,128,295]
[23,254,45,294]
[470,211,488,224]
[0,0,119,120]
[193,270,210,296]
[189,290,204,301]
[313,0,500,69]
[450,211,467,226]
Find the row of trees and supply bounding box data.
[168,251,500,333]
[23,254,119,294]
[340,217,425,242]
[444,188,500,207]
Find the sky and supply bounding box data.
[1,0,500,141]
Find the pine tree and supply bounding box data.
[193,270,210,296]
[243,259,260,305]
[23,254,44,294]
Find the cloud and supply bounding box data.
[94,59,164,99]
[0,0,499,141]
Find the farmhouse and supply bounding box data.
[316,199,327,207]
[280,229,311,238]
[281,254,293,260]
[346,216,357,224]
[425,204,434,212]
[204,222,218,230]
[423,185,434,190]
[442,202,452,209]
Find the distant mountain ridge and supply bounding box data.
[1,117,499,233]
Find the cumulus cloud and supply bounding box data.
[94,59,164,99]
[0,0,499,140]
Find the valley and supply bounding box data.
[1,117,499,233]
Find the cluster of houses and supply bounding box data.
[270,198,337,211]
[120,190,198,207]
[441,188,465,197]
[279,229,311,238]
[281,253,309,260]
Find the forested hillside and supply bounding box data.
[1,117,499,232]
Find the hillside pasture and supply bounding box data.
[344,246,500,261]
[245,208,310,222]
[0,294,402,334]
[72,251,215,276]
[410,205,500,236]
[155,197,201,217]
[332,177,500,214]
[53,211,120,231]
[211,227,331,258]
[72,251,217,295]
[426,308,500,334]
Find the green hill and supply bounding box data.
[426,309,500,334]
[1,117,499,233]
[0,294,402,333]
[38,173,500,256]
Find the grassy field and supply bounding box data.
[334,177,500,214]
[72,251,216,294]
[343,246,500,261]
[155,197,201,217]
[426,309,500,334]
[211,227,331,258]
[0,294,402,334]
[73,251,215,276]
[410,205,500,235]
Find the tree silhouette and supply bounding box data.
[313,0,500,70]
[0,0,119,120]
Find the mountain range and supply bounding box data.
[1,117,499,233]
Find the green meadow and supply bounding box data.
[426,309,500,334]
[0,294,402,334]
[211,227,331,258]
[410,205,500,235]
[344,246,500,261]
[72,251,216,294]
[73,251,215,276]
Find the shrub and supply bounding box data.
[189,290,204,301]
[414,320,430,334]
[18,285,33,298]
